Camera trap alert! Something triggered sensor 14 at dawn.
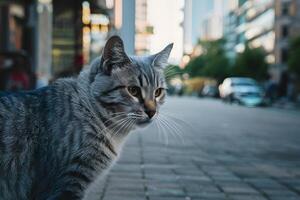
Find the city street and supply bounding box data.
[87,97,300,200]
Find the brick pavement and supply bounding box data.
[88,98,300,200]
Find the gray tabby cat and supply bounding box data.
[0,36,173,200]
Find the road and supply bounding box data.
[88,97,300,200]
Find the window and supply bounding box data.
[282,25,289,38]
[281,49,289,63]
[282,3,289,16]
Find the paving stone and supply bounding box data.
[146,188,186,197]
[103,195,145,200]
[269,197,300,200]
[221,186,259,194]
[185,184,220,193]
[104,189,145,197]
[148,196,188,200]
[97,98,300,200]
[261,188,299,197]
[228,194,268,200]
[188,191,227,199]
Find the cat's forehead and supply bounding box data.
[111,55,164,87]
[130,55,153,69]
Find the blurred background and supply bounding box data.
[1,0,300,108]
[2,1,300,200]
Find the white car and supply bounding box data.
[219,77,265,106]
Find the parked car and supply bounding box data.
[219,77,265,106]
[201,84,219,98]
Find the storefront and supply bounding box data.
[0,0,52,90]
[52,0,110,78]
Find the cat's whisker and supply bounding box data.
[153,119,163,144]
[164,120,185,144]
[160,113,194,133]
[111,119,131,138]
[106,114,142,138]
[103,114,128,125]
[103,117,130,136]
[103,112,142,126]
[157,115,179,144]
[164,70,183,76]
[165,120,186,145]
[164,71,183,76]
[156,116,169,146]
[156,117,166,143]
[160,114,186,139]
[158,115,185,144]
[112,118,137,138]
[158,118,168,145]
[160,113,190,125]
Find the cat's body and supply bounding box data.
[0,76,117,200]
[0,36,172,200]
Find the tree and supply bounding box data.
[232,45,268,81]
[184,56,205,77]
[200,39,230,83]
[288,36,300,77]
[164,65,182,80]
[184,39,230,82]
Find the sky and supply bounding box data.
[146,0,231,64]
[147,0,184,64]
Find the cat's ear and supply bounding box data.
[90,36,130,81]
[101,35,131,74]
[152,43,173,69]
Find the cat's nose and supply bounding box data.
[144,100,156,119]
[145,110,156,119]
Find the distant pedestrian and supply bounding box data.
[265,75,277,104]
[5,58,30,91]
[278,70,289,98]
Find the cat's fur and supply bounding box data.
[0,36,173,200]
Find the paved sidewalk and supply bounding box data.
[96,97,300,200]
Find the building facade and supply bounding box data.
[224,0,300,80]
[274,0,300,71]
[224,0,275,61]
[135,0,152,55]
[0,0,52,88]
[183,0,214,54]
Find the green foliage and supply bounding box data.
[288,36,300,77]
[184,56,205,77]
[179,39,271,82]
[164,65,182,80]
[232,45,268,81]
[200,39,230,82]
[184,39,230,82]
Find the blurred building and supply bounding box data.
[224,0,275,61]
[135,0,152,55]
[0,0,52,88]
[1,0,137,86]
[201,12,224,41]
[224,1,275,62]
[183,0,231,56]
[116,0,135,55]
[224,0,300,80]
[52,0,112,77]
[147,0,184,64]
[274,0,300,72]
[183,0,214,54]
[201,0,231,41]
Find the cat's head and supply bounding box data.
[89,36,173,126]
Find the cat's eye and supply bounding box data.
[127,86,140,97]
[155,88,163,97]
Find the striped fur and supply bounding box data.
[0,36,172,200]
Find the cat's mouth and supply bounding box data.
[136,118,152,127]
